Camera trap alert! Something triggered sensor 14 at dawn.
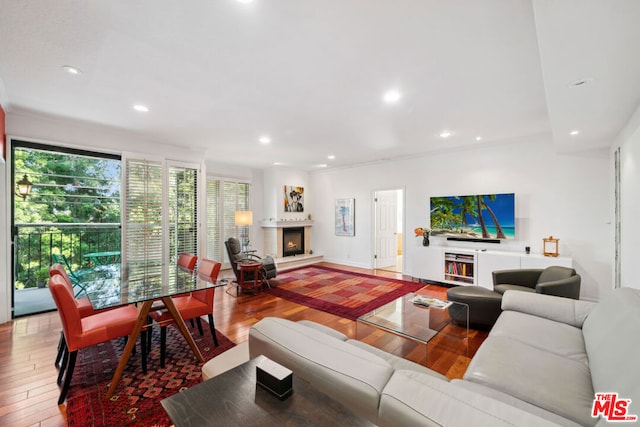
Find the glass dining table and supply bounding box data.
[83,261,224,398]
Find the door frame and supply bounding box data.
[373,188,404,272]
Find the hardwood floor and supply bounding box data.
[0,262,488,426]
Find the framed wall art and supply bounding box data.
[284,185,304,212]
[335,198,355,236]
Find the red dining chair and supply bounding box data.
[147,258,221,367]
[48,274,140,404]
[49,264,133,371]
[178,253,198,272]
[49,263,100,368]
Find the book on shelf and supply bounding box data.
[411,295,452,309]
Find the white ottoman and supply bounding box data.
[201,341,250,381]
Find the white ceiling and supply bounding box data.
[1,0,639,170]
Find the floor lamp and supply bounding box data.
[235,211,253,253]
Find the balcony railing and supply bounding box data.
[14,223,121,289]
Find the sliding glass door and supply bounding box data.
[123,156,200,277]
[11,140,121,317]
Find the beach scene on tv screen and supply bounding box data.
[430,193,515,240]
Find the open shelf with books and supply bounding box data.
[444,251,476,285]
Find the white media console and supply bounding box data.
[415,246,572,290]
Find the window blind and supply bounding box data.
[206,178,221,261]
[168,165,198,265]
[206,178,250,265]
[124,158,163,278]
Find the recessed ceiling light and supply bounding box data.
[439,131,452,138]
[318,164,328,168]
[236,0,253,3]
[328,155,335,160]
[383,90,401,103]
[62,65,82,75]
[570,130,580,136]
[273,162,282,166]
[259,136,271,144]
[133,104,149,113]
[475,136,483,142]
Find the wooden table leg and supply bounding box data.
[106,298,205,398]
[106,300,153,398]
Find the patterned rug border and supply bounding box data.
[269,265,427,320]
[65,323,236,426]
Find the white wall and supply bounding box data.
[262,167,311,222]
[310,135,612,301]
[617,103,640,290]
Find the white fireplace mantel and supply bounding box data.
[260,220,313,228]
[261,220,313,258]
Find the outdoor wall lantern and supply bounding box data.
[16,174,33,200]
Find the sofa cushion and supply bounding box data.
[249,317,393,423]
[501,290,595,328]
[297,320,349,341]
[464,335,595,426]
[491,311,588,365]
[346,339,448,381]
[379,370,563,427]
[582,287,640,420]
[452,380,584,427]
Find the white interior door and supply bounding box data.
[375,190,399,269]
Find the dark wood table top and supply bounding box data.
[161,355,374,427]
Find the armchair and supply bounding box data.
[225,237,277,288]
[492,266,581,299]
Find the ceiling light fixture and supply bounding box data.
[62,65,82,75]
[236,0,254,3]
[475,136,483,142]
[383,90,401,103]
[570,130,580,136]
[259,136,271,144]
[328,155,335,160]
[439,131,452,138]
[133,104,149,113]
[318,164,328,168]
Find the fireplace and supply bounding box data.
[282,227,305,257]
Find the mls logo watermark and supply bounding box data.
[592,393,638,422]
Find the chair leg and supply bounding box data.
[160,326,167,368]
[140,330,148,374]
[147,323,153,349]
[208,314,219,347]
[189,319,195,328]
[57,341,69,384]
[196,317,204,336]
[58,350,78,404]
[55,332,65,367]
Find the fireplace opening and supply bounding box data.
[283,227,305,257]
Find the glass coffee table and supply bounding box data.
[356,293,469,363]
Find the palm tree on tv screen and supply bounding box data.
[474,194,506,239]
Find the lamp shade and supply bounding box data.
[235,211,253,226]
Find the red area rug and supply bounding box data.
[66,322,235,426]
[268,265,428,320]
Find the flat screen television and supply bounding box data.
[430,193,515,242]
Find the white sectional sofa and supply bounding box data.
[248,288,640,426]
